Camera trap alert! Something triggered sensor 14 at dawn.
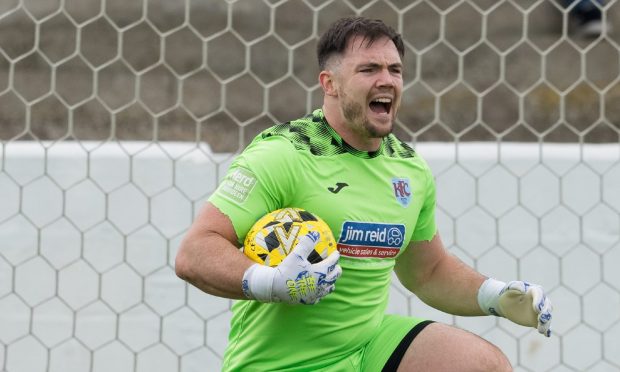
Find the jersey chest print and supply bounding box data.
[331,176,412,258]
[337,221,406,258]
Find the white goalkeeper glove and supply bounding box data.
[241,231,342,305]
[478,278,553,337]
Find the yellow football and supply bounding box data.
[243,207,336,267]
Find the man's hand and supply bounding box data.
[478,278,553,337]
[242,231,342,304]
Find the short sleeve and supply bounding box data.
[208,135,299,244]
[411,163,437,242]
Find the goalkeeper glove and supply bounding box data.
[478,278,553,337]
[242,231,342,305]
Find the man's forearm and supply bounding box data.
[413,254,487,316]
[175,231,253,300]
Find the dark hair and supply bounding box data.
[317,16,405,70]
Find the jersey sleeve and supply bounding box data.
[208,135,299,244]
[411,160,437,242]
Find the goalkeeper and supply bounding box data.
[176,16,553,371]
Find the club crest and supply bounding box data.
[392,177,411,207]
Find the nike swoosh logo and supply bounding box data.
[327,182,349,194]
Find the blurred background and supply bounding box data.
[0,0,619,371]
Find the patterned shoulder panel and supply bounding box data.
[260,110,417,159]
[383,135,417,159]
[260,112,346,156]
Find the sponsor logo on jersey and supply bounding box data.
[337,221,406,258]
[327,182,348,194]
[218,167,257,204]
[392,177,411,207]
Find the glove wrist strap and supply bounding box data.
[477,277,506,317]
[242,264,275,302]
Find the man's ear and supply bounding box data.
[319,70,338,97]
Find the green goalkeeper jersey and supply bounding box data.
[209,109,437,371]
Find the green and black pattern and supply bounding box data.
[260,109,417,159]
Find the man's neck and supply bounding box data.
[321,104,382,152]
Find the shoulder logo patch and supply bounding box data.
[218,168,257,204]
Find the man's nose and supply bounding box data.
[375,68,394,87]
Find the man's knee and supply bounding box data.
[484,342,512,372]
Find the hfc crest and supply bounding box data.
[392,177,411,207]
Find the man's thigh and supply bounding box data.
[398,322,512,372]
[361,314,426,372]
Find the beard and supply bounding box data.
[340,92,393,139]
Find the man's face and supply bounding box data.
[331,35,403,140]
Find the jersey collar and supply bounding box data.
[312,109,385,159]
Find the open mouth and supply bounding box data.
[369,98,392,115]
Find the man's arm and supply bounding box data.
[175,202,253,300]
[394,233,486,316]
[175,202,343,304]
[395,233,553,336]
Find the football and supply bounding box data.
[243,207,337,267]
